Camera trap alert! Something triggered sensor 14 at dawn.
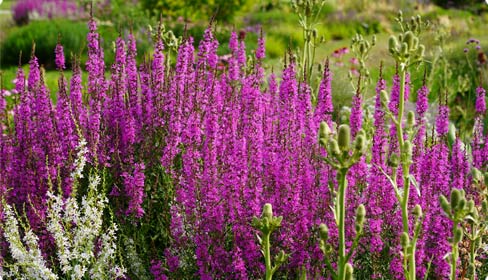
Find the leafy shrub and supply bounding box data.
[0,19,126,69]
[140,0,248,23]
[1,20,88,69]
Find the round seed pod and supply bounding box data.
[338,125,351,152]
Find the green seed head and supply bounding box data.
[338,124,351,152]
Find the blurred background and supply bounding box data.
[0,0,487,133]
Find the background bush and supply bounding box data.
[0,19,152,70]
[140,0,248,23]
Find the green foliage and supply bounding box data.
[1,20,88,69]
[140,0,248,23]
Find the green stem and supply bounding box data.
[451,227,458,280]
[264,233,273,280]
[469,224,476,280]
[338,168,348,280]
[397,68,416,280]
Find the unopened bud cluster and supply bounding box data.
[318,122,367,169]
[388,15,426,70]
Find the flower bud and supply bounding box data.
[400,232,410,248]
[319,223,329,241]
[448,123,456,148]
[263,203,273,219]
[454,227,463,243]
[328,138,341,158]
[450,189,461,210]
[457,198,466,212]
[407,111,415,128]
[404,31,415,49]
[345,263,353,280]
[319,137,327,147]
[403,140,413,160]
[467,199,475,213]
[401,42,410,57]
[338,125,351,152]
[312,28,318,39]
[356,204,366,225]
[417,44,425,58]
[319,121,331,139]
[388,36,398,54]
[355,135,366,154]
[472,168,483,183]
[359,43,366,54]
[412,37,419,51]
[439,195,450,215]
[413,204,422,217]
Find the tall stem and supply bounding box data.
[338,168,348,280]
[264,233,272,280]
[396,69,416,279]
[451,225,458,280]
